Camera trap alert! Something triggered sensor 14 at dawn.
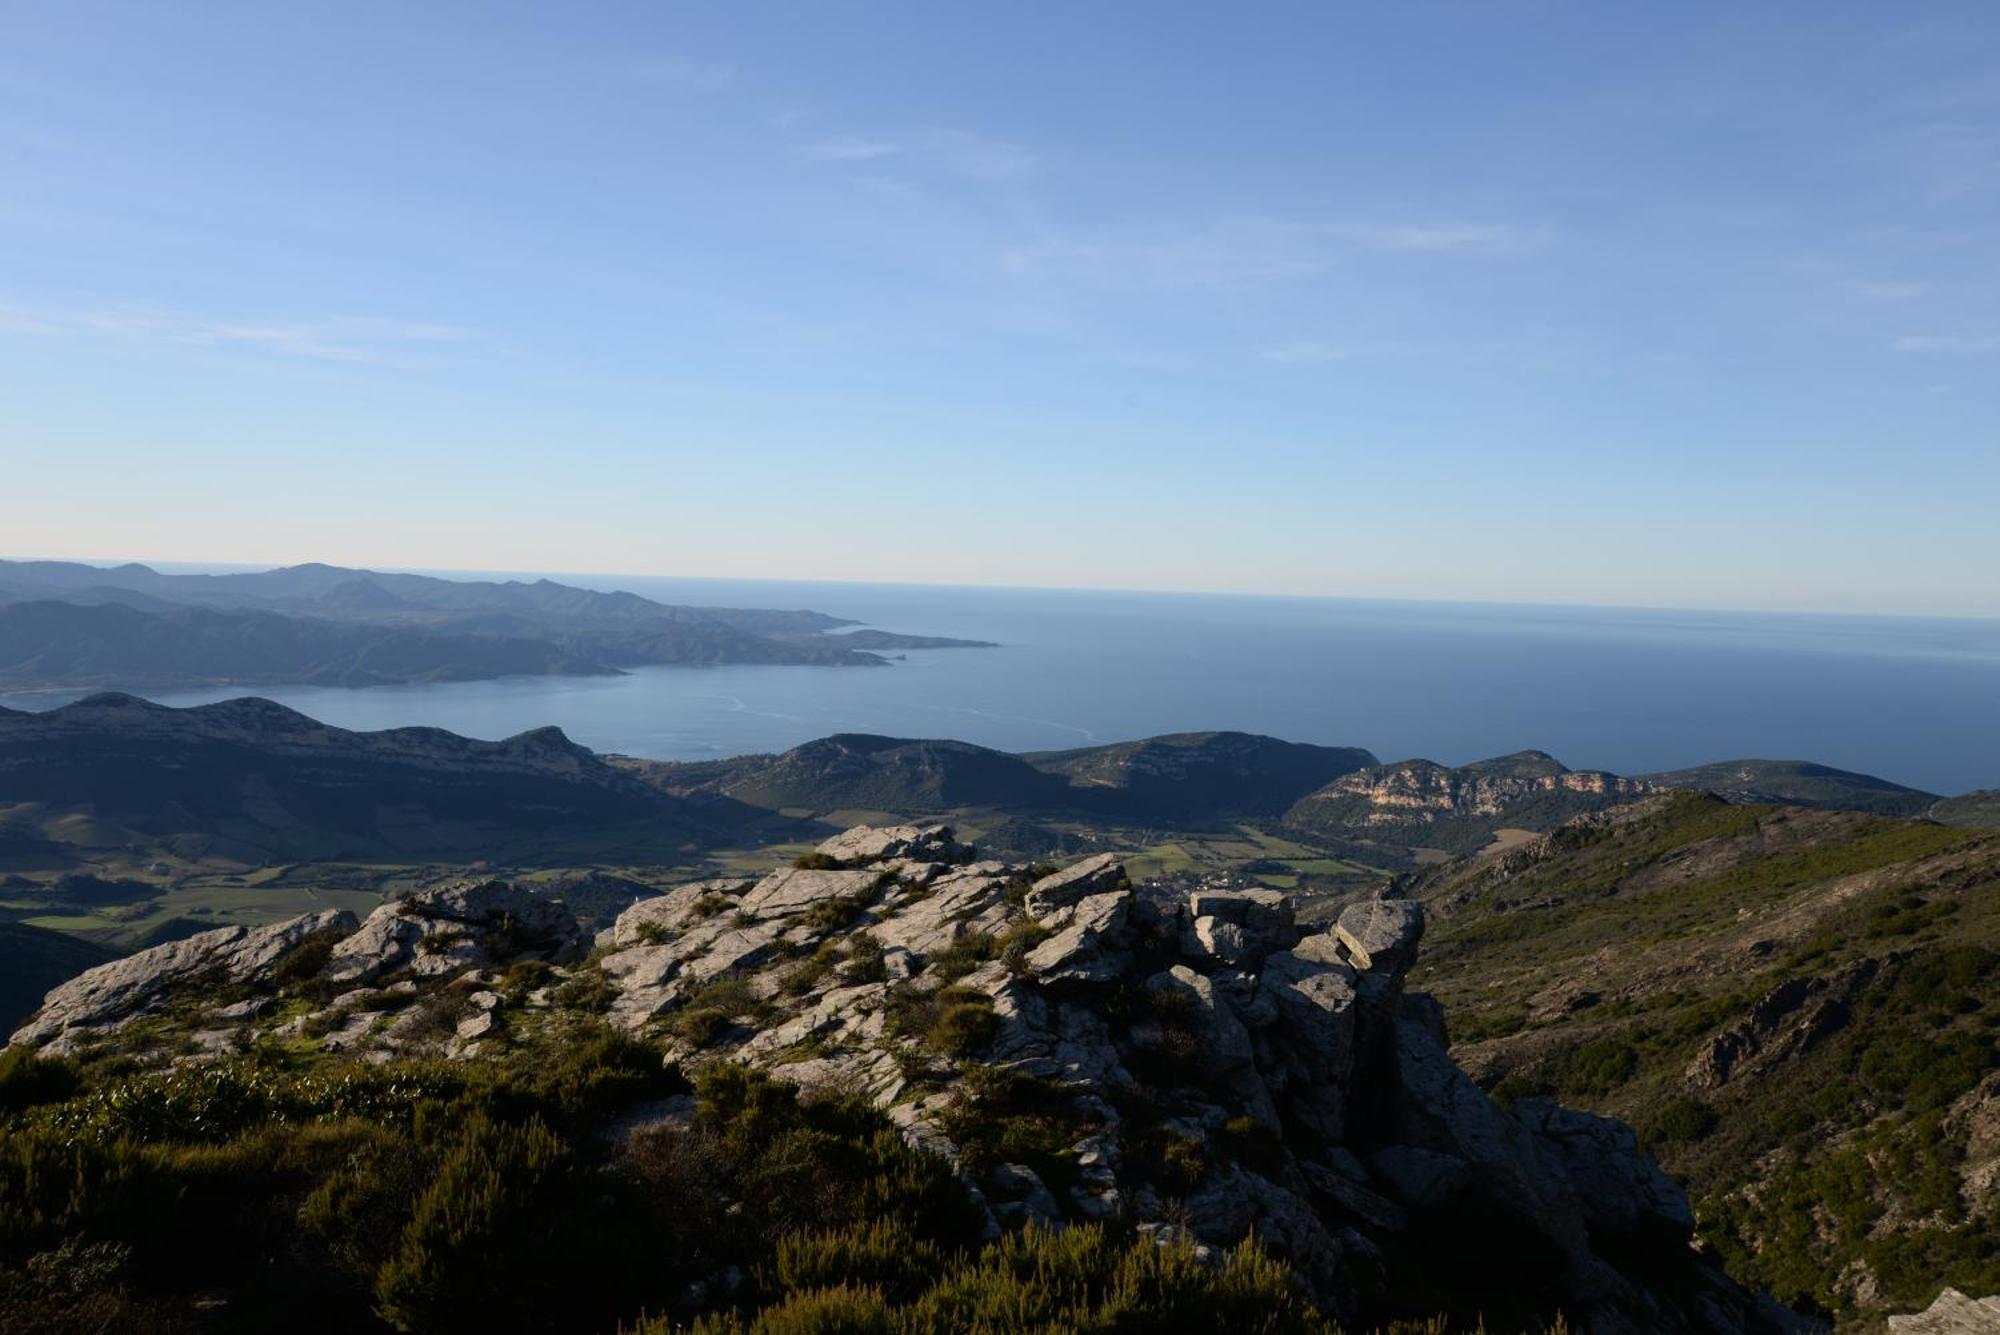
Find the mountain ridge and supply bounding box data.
[0,691,730,861]
[0,559,994,689]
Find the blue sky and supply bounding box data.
[3,2,1998,614]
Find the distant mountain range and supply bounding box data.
[635,730,1382,824]
[0,559,995,690]
[636,729,1994,854]
[0,692,739,862]
[1,693,1990,872]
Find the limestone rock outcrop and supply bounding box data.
[324,878,582,986]
[7,825,1796,1331]
[13,909,356,1052]
[1888,1289,2000,1333]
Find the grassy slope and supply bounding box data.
[1408,792,2000,1323]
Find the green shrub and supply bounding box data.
[1647,1096,1718,1145]
[802,896,865,932]
[842,935,888,984]
[670,976,768,1047]
[772,1220,942,1303]
[552,966,616,1014]
[997,919,1051,971]
[374,1113,582,1333]
[271,933,339,988]
[785,940,851,996]
[0,1049,78,1114]
[926,1001,996,1057]
[1554,1038,1638,1097]
[1218,1115,1285,1177]
[926,932,997,983]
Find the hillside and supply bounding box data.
[646,733,1070,813]
[0,599,624,689]
[0,692,735,862]
[1283,751,1657,859]
[0,824,1788,1332]
[643,730,1383,828]
[1641,759,1941,817]
[0,559,994,689]
[1406,793,2000,1323]
[1932,791,2000,828]
[1024,732,1377,818]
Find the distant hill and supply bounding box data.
[0,559,994,689]
[0,920,117,1031]
[1640,758,1940,816]
[0,693,739,861]
[1406,792,2000,1322]
[643,729,1380,827]
[0,599,622,689]
[1025,731,1377,818]
[656,734,1069,813]
[1283,751,1656,856]
[1931,789,2000,827]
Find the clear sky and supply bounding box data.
[4,2,1997,614]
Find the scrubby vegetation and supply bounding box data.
[1413,793,2000,1322]
[636,1221,1337,1334]
[1,1030,1420,1334]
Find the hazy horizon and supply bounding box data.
[10,550,2000,626]
[7,3,2000,615]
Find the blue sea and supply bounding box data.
[6,576,2000,796]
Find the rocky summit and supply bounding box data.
[9,824,1801,1332]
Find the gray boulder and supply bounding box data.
[814,823,970,867]
[1888,1289,2000,1333]
[323,880,579,986]
[1023,854,1125,919]
[1333,899,1423,972]
[1020,888,1131,985]
[736,867,886,919]
[13,909,357,1051]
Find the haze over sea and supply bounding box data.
[8,574,2000,797]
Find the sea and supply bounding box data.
[6,575,2000,796]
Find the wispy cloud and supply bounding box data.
[1336,222,1551,255]
[1882,121,2000,204]
[1893,332,1999,353]
[805,135,904,162]
[0,303,479,364]
[637,58,734,93]
[1004,217,1550,291]
[1257,340,1407,365]
[1841,278,1934,301]
[802,128,1038,181]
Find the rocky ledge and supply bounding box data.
[9,823,1801,1332]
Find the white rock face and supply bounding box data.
[12,909,357,1051]
[738,867,886,919]
[1022,853,1124,918]
[1020,888,1130,984]
[1333,898,1424,972]
[324,879,579,986]
[597,879,751,949]
[814,823,969,866]
[1887,1289,2000,1332]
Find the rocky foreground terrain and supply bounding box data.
[9,824,1802,1332]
